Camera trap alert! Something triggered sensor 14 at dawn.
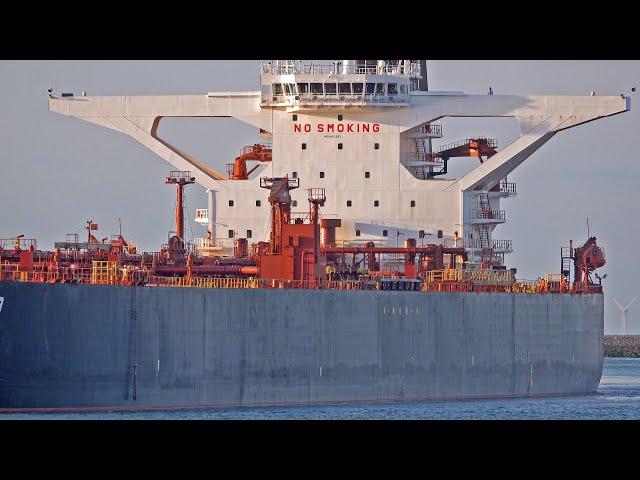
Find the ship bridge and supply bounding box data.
[260,60,422,110]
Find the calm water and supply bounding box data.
[2,357,640,420]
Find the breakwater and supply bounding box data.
[604,336,640,357]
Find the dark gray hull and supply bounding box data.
[0,282,604,409]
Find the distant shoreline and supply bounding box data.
[604,336,640,357]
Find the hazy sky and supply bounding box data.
[0,60,638,334]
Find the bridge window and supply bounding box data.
[320,171,325,178]
[247,230,252,239]
[228,200,234,207]
[383,229,388,237]
[338,82,351,94]
[388,83,398,95]
[366,83,376,94]
[272,83,283,95]
[256,200,261,207]
[347,200,352,207]
[374,200,379,207]
[311,83,323,95]
[400,84,408,95]
[324,83,337,95]
[228,230,234,238]
[353,83,364,94]
[355,229,361,237]
[375,83,385,95]
[297,83,309,94]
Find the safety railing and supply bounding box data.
[411,124,443,137]
[472,209,506,221]
[0,238,37,251]
[261,61,420,76]
[434,137,497,153]
[0,263,603,295]
[263,93,410,105]
[497,181,517,194]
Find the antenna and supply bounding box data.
[586,217,590,238]
[613,297,637,335]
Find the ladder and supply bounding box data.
[561,246,573,281]
[477,224,490,248]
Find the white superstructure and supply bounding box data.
[48,60,630,266]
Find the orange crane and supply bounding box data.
[226,144,272,180]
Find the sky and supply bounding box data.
[0,60,638,334]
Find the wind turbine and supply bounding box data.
[613,297,637,335]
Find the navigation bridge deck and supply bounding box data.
[260,60,422,109]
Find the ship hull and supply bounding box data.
[0,282,604,409]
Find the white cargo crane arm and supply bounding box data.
[48,92,267,190]
[397,94,629,191]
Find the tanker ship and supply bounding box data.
[0,60,629,410]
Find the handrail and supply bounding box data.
[261,61,420,77]
[472,209,506,221]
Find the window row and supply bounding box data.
[228,229,253,239]
[354,229,442,238]
[228,198,417,208]
[273,82,408,96]
[301,143,379,150]
[293,114,343,121]
[291,171,370,180]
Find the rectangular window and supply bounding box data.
[375,83,385,95]
[374,143,380,150]
[338,143,343,150]
[246,230,252,238]
[292,171,298,178]
[324,83,337,95]
[347,200,352,207]
[292,114,297,121]
[228,200,234,207]
[400,84,408,95]
[374,200,379,207]
[320,171,325,178]
[297,83,309,94]
[365,171,370,178]
[355,229,361,237]
[353,83,364,94]
[311,83,323,95]
[366,83,376,94]
[301,143,307,150]
[256,200,261,207]
[382,229,388,237]
[228,229,234,238]
[292,200,298,207]
[419,230,425,239]
[338,83,351,94]
[272,84,283,95]
[410,200,416,208]
[337,114,343,121]
[388,83,398,95]
[437,229,443,239]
